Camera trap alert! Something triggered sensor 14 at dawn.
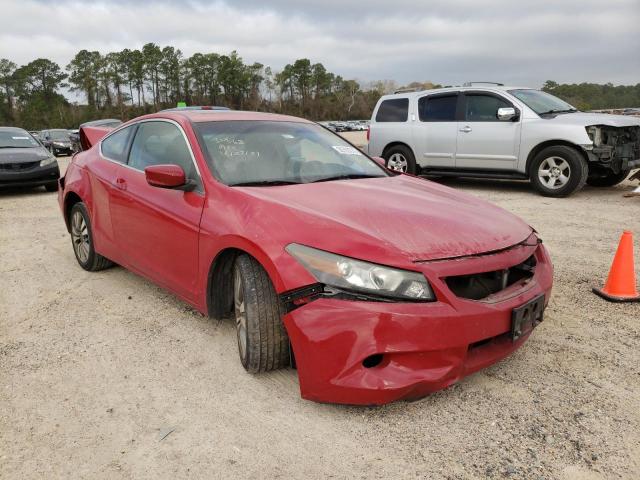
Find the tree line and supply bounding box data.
[0,44,394,130]
[0,44,638,130]
[541,81,640,111]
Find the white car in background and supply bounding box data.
[368,83,640,197]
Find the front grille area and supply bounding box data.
[445,255,536,300]
[0,161,40,172]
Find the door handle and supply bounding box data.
[459,126,472,133]
[115,177,127,191]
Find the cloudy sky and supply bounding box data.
[1,0,639,88]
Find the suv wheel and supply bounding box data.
[529,146,588,197]
[383,145,416,174]
[586,168,630,187]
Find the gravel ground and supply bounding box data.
[1,152,639,480]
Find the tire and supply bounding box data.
[529,145,588,197]
[383,144,417,174]
[69,202,113,271]
[586,168,630,187]
[45,182,58,192]
[233,255,290,373]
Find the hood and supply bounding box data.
[238,175,533,262]
[0,147,52,164]
[546,112,640,128]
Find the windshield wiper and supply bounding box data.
[0,145,26,149]
[310,173,385,183]
[228,180,302,187]
[538,108,578,115]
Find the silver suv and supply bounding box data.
[368,83,640,197]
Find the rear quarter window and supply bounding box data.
[375,98,409,122]
[101,125,135,163]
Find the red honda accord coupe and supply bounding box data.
[58,110,553,405]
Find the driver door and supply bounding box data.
[455,92,521,170]
[108,120,205,302]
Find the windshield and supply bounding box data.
[194,121,388,186]
[0,130,41,148]
[508,89,577,115]
[49,130,71,141]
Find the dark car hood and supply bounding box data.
[237,175,533,262]
[0,147,52,163]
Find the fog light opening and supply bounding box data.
[362,353,384,369]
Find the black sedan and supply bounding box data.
[40,129,73,156]
[0,127,60,191]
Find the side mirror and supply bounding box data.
[497,107,518,121]
[145,164,196,191]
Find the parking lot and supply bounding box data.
[1,151,639,479]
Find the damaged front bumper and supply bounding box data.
[585,125,640,171]
[282,239,553,405]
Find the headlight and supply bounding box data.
[586,126,600,146]
[40,157,57,167]
[286,243,435,301]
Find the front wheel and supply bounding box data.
[383,145,416,174]
[233,255,290,373]
[529,146,588,197]
[69,202,113,271]
[45,182,58,192]
[586,168,630,187]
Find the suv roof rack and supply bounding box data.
[393,87,421,94]
[462,82,504,87]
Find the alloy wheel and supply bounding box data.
[387,153,408,172]
[71,210,90,264]
[234,268,248,361]
[538,156,571,189]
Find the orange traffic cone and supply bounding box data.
[593,231,640,302]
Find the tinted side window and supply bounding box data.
[129,121,201,190]
[418,95,458,121]
[375,98,409,122]
[101,126,135,163]
[464,94,511,121]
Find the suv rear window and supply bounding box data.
[418,95,458,122]
[375,98,409,122]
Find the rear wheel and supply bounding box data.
[69,202,113,271]
[586,168,630,187]
[383,145,416,174]
[529,146,588,197]
[233,255,290,373]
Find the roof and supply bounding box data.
[0,126,27,132]
[144,110,313,124]
[160,106,230,112]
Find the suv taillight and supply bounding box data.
[366,125,370,142]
